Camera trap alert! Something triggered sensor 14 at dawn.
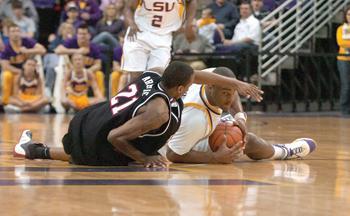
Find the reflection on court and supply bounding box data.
[0,114,349,215]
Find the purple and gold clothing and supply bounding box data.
[69,69,89,96]
[18,76,40,102]
[67,69,90,110]
[0,38,36,68]
[63,37,101,68]
[113,46,123,63]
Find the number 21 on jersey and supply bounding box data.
[110,84,138,115]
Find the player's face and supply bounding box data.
[212,86,236,111]
[175,74,195,99]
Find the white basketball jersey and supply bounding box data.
[134,0,186,35]
[183,84,222,137]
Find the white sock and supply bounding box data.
[271,145,288,160]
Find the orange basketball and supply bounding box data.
[209,121,243,152]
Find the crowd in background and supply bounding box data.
[0,0,305,114]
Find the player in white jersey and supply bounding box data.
[159,67,317,163]
[111,0,197,92]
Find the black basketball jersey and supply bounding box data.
[65,71,183,165]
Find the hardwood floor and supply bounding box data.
[0,114,349,216]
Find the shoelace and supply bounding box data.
[290,147,303,157]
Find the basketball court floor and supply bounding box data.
[0,114,349,215]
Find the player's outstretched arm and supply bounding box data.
[193,70,264,102]
[107,97,170,167]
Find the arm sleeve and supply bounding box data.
[247,20,261,43]
[337,25,350,48]
[167,109,209,155]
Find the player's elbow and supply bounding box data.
[166,148,183,163]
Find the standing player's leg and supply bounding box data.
[244,133,317,160]
[119,32,149,89]
[147,43,171,71]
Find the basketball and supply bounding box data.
[209,121,243,152]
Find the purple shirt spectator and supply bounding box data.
[0,37,36,68]
[62,0,102,26]
[113,46,123,63]
[63,37,101,67]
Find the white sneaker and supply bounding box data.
[274,138,317,160]
[13,130,33,158]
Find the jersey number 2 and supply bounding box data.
[152,15,163,27]
[110,84,138,115]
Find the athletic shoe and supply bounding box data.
[274,138,317,160]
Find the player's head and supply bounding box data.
[71,53,85,69]
[206,67,236,111]
[76,23,91,44]
[161,61,195,99]
[22,58,38,78]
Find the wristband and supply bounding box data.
[234,112,247,122]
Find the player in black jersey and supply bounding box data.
[14,61,263,167]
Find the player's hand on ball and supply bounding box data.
[236,80,263,102]
[212,135,235,164]
[233,119,247,147]
[232,141,244,160]
[144,155,170,168]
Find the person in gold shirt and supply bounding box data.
[336,7,350,116]
[61,53,105,111]
[6,58,50,113]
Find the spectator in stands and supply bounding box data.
[61,0,102,29]
[0,0,39,25]
[48,22,75,52]
[1,22,46,105]
[207,0,239,39]
[44,22,75,96]
[336,6,350,117]
[0,18,12,47]
[92,3,124,54]
[11,0,36,38]
[252,0,275,28]
[63,1,84,30]
[109,35,124,96]
[216,1,260,54]
[197,8,225,44]
[173,21,213,70]
[251,0,269,20]
[61,53,104,111]
[5,58,50,113]
[54,23,105,96]
[99,0,124,14]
